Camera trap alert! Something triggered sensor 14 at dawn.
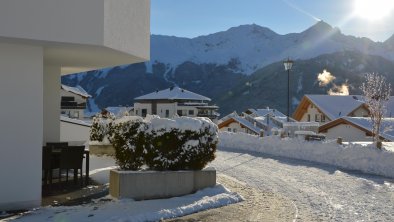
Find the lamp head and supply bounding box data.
[283,58,294,71]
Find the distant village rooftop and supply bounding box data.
[61,84,91,98]
[134,86,211,101]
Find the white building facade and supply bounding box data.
[0,0,150,211]
[133,87,219,121]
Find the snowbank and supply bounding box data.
[7,185,243,222]
[219,132,394,178]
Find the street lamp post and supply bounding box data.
[283,58,294,122]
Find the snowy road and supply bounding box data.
[211,149,394,221]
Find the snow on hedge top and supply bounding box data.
[134,87,211,101]
[306,95,365,120]
[148,116,217,134]
[61,84,91,98]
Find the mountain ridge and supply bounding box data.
[62,22,394,116]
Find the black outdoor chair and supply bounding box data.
[58,146,85,186]
[42,146,60,185]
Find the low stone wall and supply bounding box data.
[89,144,115,156]
[109,167,216,200]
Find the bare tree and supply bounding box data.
[360,73,391,145]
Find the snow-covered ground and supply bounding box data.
[212,149,394,221]
[219,132,394,178]
[4,155,242,222]
[5,185,242,222]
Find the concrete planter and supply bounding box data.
[109,167,216,200]
[89,144,115,156]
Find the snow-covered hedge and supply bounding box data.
[219,132,394,178]
[108,116,147,170]
[90,114,115,142]
[90,115,218,171]
[145,117,218,170]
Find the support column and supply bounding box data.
[43,65,61,143]
[0,43,43,211]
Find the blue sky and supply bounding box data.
[151,0,394,42]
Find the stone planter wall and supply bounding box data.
[109,167,216,200]
[89,144,115,156]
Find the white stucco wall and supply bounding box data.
[44,65,60,143]
[324,124,371,142]
[0,0,150,75]
[134,103,152,117]
[60,121,91,143]
[157,103,177,118]
[0,0,150,211]
[0,43,43,211]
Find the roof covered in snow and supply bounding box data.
[247,108,287,118]
[60,115,92,127]
[295,95,394,121]
[134,87,211,101]
[306,95,365,120]
[218,113,261,134]
[61,84,91,98]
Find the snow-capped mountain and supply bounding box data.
[62,21,394,115]
[148,21,394,75]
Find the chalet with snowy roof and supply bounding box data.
[319,117,394,142]
[133,87,219,121]
[218,112,261,135]
[218,108,318,137]
[293,95,370,125]
[61,84,91,119]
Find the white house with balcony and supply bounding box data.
[133,87,219,121]
[0,0,150,211]
[61,84,91,119]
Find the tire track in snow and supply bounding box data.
[212,150,394,221]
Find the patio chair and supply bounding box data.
[42,146,60,185]
[58,146,85,186]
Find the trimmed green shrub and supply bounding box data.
[144,117,218,171]
[108,117,147,170]
[90,114,114,142]
[90,115,218,171]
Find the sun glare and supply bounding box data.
[353,0,394,21]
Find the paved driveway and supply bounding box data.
[211,149,394,221]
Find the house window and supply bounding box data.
[227,128,232,132]
[233,128,237,132]
[165,110,169,118]
[188,110,194,115]
[135,110,139,115]
[177,110,183,116]
[141,109,147,117]
[307,114,311,122]
[315,114,319,122]
[321,115,326,122]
